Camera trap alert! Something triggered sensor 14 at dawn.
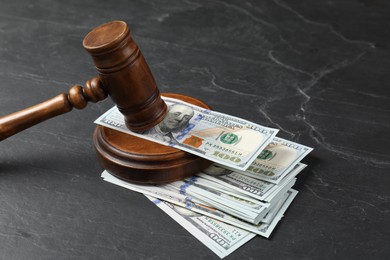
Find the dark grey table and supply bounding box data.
[0,0,389,259]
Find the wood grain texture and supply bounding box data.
[94,93,212,183]
[0,77,106,141]
[83,21,167,132]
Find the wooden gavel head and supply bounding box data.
[0,20,212,183]
[83,21,167,132]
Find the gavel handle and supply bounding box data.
[0,77,107,141]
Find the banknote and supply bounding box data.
[145,195,256,259]
[261,192,286,224]
[183,176,264,206]
[263,177,296,205]
[101,170,297,237]
[256,189,298,238]
[185,177,268,209]
[199,163,306,202]
[237,137,312,184]
[166,180,267,224]
[179,176,272,221]
[95,96,278,171]
[169,178,267,213]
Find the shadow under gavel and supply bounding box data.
[0,21,212,183]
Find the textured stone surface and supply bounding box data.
[0,0,389,259]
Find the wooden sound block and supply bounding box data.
[94,93,213,184]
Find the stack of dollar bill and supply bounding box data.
[96,97,313,258]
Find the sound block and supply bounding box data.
[94,93,213,184]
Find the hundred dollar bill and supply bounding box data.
[183,176,265,206]
[145,195,256,259]
[166,180,267,224]
[199,163,306,202]
[101,170,297,237]
[261,192,286,224]
[238,137,312,184]
[256,189,298,238]
[180,176,273,220]
[95,96,278,171]
[264,177,296,206]
[169,178,268,213]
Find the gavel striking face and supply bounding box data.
[0,21,212,183]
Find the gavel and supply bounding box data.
[0,21,212,183]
